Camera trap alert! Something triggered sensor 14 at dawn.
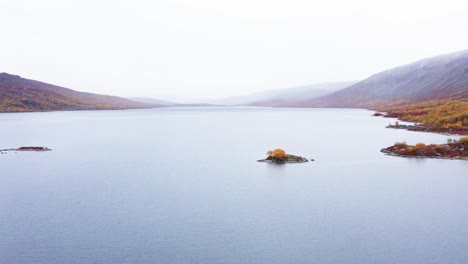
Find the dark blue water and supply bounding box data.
[0,108,467,264]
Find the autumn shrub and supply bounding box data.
[267,149,287,160]
[377,99,468,128]
[434,144,446,151]
[415,143,426,149]
[406,146,416,152]
[447,121,463,128]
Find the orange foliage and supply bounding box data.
[378,99,468,128]
[267,149,287,160]
[415,143,426,149]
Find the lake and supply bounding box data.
[0,107,467,264]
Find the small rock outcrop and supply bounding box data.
[257,148,311,163]
[0,146,51,153]
[17,146,51,151]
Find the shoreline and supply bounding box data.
[386,124,468,136]
[381,149,468,161]
[381,141,467,161]
[0,147,51,153]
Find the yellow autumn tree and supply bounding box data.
[378,99,468,128]
[267,149,287,160]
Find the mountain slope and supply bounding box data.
[249,82,357,107]
[208,81,356,106]
[129,97,177,106]
[299,50,468,108]
[0,73,155,112]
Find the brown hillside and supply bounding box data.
[0,73,155,112]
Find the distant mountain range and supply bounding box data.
[200,50,467,108]
[129,97,222,108]
[0,73,155,112]
[289,50,468,108]
[202,82,356,106]
[1,49,467,113]
[248,82,358,107]
[129,97,177,106]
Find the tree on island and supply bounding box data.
[266,149,287,160]
[259,148,310,163]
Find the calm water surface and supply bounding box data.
[0,107,467,264]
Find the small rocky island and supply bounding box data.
[0,146,51,154]
[257,149,310,163]
[381,138,467,160]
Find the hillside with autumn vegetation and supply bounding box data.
[377,95,468,133]
[292,49,468,108]
[0,73,156,112]
[265,49,467,135]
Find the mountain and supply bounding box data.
[249,82,357,107]
[205,91,283,106]
[129,97,177,106]
[208,81,357,106]
[0,73,155,112]
[295,50,468,108]
[129,97,223,107]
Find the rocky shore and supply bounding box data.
[386,124,468,136]
[0,146,51,154]
[381,141,467,161]
[258,154,310,163]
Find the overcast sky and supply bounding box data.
[1,0,467,100]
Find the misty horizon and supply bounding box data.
[1,0,467,99]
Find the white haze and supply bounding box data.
[0,0,467,100]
